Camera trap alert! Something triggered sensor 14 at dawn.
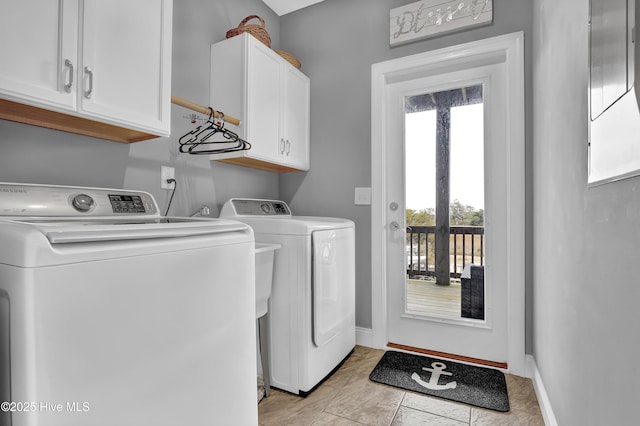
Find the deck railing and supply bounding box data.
[406,225,484,278]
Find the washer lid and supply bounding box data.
[0,217,253,267]
[1,217,249,244]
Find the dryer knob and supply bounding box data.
[72,194,94,212]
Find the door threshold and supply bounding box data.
[387,342,508,370]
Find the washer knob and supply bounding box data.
[72,194,94,212]
[260,203,271,214]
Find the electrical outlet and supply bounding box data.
[160,166,175,189]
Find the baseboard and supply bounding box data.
[526,355,558,426]
[356,326,373,347]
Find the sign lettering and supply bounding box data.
[390,0,493,46]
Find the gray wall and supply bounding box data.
[0,0,280,216]
[533,0,640,424]
[279,0,534,349]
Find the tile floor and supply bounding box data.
[258,346,544,426]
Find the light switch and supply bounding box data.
[354,187,372,205]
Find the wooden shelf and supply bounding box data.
[0,99,161,144]
[217,156,304,173]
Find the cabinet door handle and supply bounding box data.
[84,67,94,99]
[64,59,74,93]
[280,138,286,154]
[285,140,291,156]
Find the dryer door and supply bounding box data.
[312,228,355,347]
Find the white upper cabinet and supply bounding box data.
[210,33,310,172]
[0,0,172,143]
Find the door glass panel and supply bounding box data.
[404,85,485,320]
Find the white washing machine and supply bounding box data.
[220,198,355,395]
[0,183,258,426]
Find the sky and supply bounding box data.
[405,103,484,211]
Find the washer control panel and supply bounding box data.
[0,183,159,217]
[108,194,147,213]
[222,199,291,217]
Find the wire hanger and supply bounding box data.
[178,108,251,155]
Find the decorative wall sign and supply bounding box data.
[390,0,493,46]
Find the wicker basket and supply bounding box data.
[226,15,271,47]
[275,50,301,70]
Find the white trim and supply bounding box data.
[504,31,526,376]
[371,57,389,350]
[355,326,373,347]
[527,355,559,426]
[370,31,526,375]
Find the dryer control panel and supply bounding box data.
[221,199,291,217]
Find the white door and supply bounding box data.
[0,0,78,111]
[281,65,310,170]
[80,0,171,134]
[371,33,525,373]
[246,38,282,161]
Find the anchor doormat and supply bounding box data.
[369,351,509,412]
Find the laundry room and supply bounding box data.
[2,0,640,425]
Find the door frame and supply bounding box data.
[370,32,526,375]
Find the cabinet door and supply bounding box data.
[0,0,78,110]
[80,0,171,135]
[281,65,310,171]
[246,39,282,161]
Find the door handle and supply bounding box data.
[390,221,400,231]
[84,66,94,99]
[64,59,74,93]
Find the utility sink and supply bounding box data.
[255,242,281,400]
[255,243,281,318]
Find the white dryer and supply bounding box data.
[220,198,355,395]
